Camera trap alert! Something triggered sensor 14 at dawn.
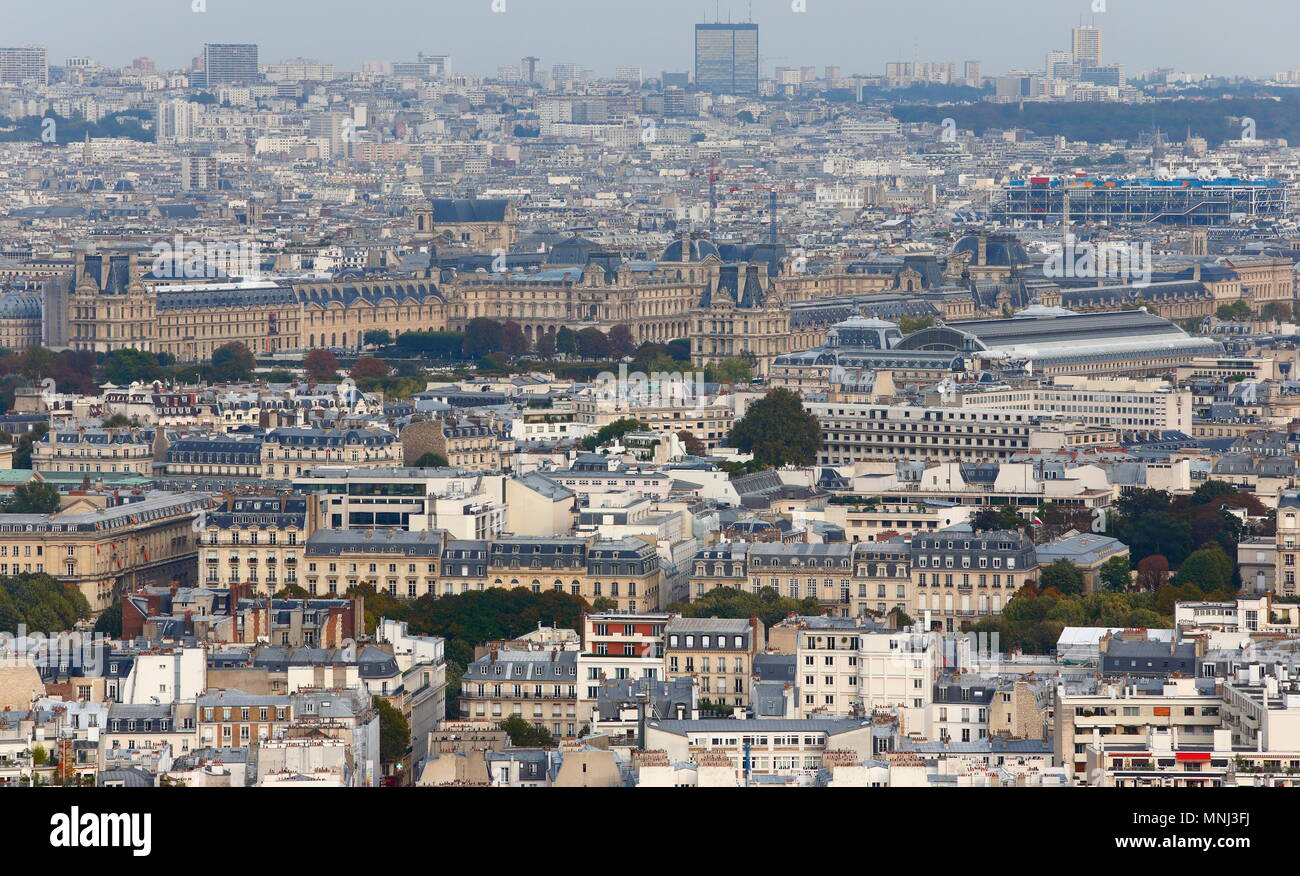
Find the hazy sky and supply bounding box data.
[5,0,1299,79]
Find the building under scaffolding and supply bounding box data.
[995,176,1288,226]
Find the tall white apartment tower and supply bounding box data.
[1071,25,1102,67]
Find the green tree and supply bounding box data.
[706,356,753,384]
[1173,543,1234,591]
[1099,555,1132,592]
[412,452,450,468]
[889,607,915,628]
[462,318,505,358]
[1261,301,1291,322]
[576,327,611,360]
[1191,479,1241,506]
[1216,300,1253,321]
[582,418,646,452]
[728,388,820,467]
[2,481,61,514]
[590,596,618,611]
[500,714,557,748]
[1038,559,1085,596]
[93,600,122,637]
[0,572,91,633]
[101,413,132,428]
[897,315,935,334]
[364,329,393,347]
[972,505,1026,531]
[555,326,579,357]
[14,422,48,469]
[374,696,411,764]
[209,342,256,382]
[1123,609,1167,628]
[103,348,163,385]
[667,586,821,630]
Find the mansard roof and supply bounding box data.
[295,280,443,307]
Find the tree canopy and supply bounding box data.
[728,388,820,467]
[209,342,256,382]
[374,696,411,764]
[499,714,557,748]
[303,349,340,383]
[0,481,61,514]
[0,573,91,634]
[1038,559,1084,596]
[582,418,646,452]
[970,584,1172,654]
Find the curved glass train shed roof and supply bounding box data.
[893,308,1224,365]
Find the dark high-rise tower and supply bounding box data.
[694,23,759,96]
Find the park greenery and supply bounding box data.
[347,585,591,718]
[583,417,646,452]
[970,585,1171,654]
[0,573,91,634]
[0,110,152,143]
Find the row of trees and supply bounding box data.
[0,343,260,410]
[969,584,1172,654]
[1216,300,1299,323]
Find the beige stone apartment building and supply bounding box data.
[664,617,765,708]
[0,491,213,612]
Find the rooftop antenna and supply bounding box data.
[769,188,777,245]
[708,156,717,238]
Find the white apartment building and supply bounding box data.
[1221,664,1300,751]
[936,377,1191,433]
[793,621,939,732]
[1054,676,1223,780]
[808,402,1055,465]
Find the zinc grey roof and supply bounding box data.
[664,618,751,635]
[305,529,443,557]
[647,718,870,735]
[513,471,574,501]
[1035,532,1127,566]
[753,653,796,683]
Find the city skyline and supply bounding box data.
[5,0,1300,79]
